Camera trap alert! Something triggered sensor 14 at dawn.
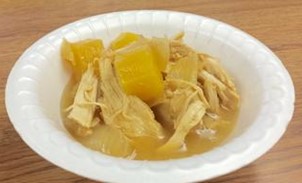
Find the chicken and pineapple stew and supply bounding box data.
[61,32,239,160]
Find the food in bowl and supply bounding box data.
[60,32,239,160]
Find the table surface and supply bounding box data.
[0,0,301,182]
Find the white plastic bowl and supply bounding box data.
[5,10,295,183]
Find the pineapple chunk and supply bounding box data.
[61,39,103,75]
[67,65,98,128]
[149,37,170,71]
[114,42,164,104]
[111,32,140,50]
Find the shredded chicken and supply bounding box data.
[99,56,164,139]
[203,79,220,113]
[169,40,194,61]
[154,79,208,128]
[153,79,208,151]
[199,54,237,90]
[156,40,239,151]
[67,64,98,128]
[199,69,239,112]
[158,100,206,152]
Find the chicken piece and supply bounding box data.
[199,54,236,90]
[199,70,239,112]
[154,79,208,129]
[153,79,208,151]
[197,54,239,112]
[203,79,220,113]
[169,40,194,61]
[158,100,206,152]
[99,57,164,139]
[67,64,98,128]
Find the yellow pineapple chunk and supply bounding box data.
[61,39,103,75]
[114,42,164,104]
[111,32,140,50]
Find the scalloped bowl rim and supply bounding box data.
[5,10,295,183]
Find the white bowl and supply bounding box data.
[5,10,295,183]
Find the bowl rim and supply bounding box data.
[5,10,295,183]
